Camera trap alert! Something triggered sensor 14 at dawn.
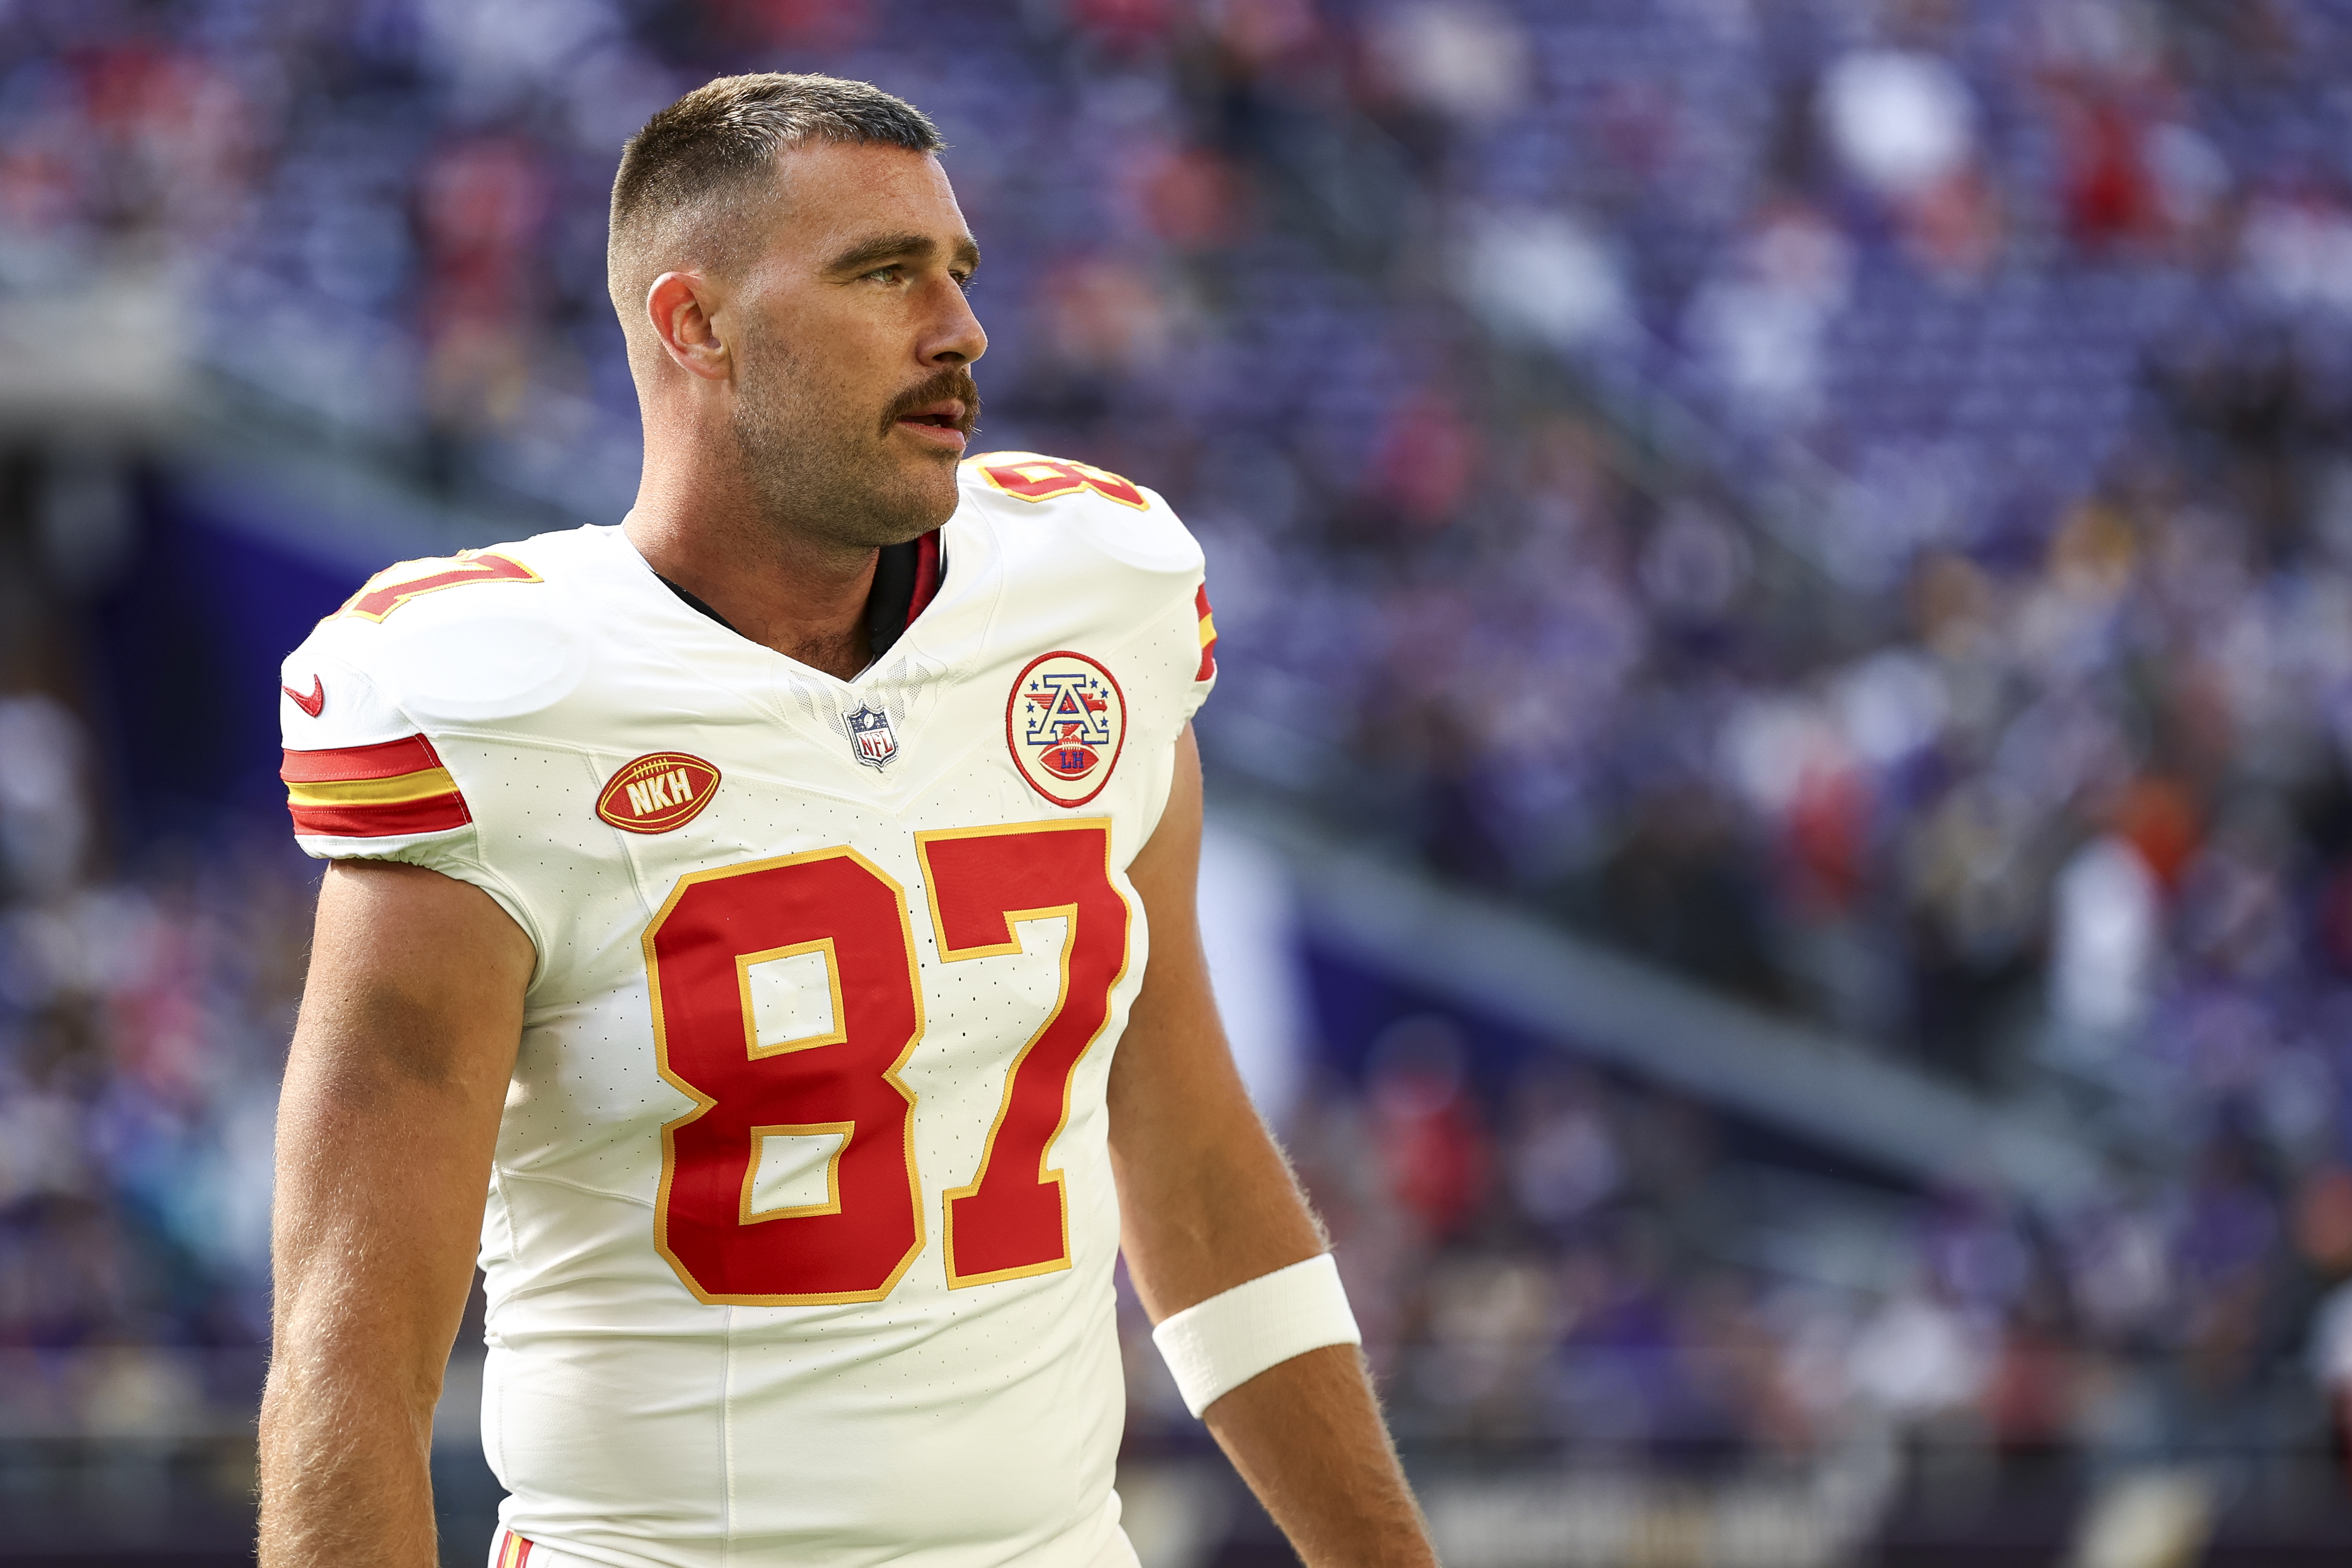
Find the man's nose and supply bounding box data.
[924,282,988,367]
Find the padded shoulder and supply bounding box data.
[336,545,546,623]
[961,450,1154,510]
[295,527,608,728]
[957,451,1202,576]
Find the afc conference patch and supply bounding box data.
[1007,651,1126,808]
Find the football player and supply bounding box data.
[257,73,1436,1568]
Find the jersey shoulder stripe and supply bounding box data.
[963,451,1149,510]
[282,734,471,837]
[340,549,541,622]
[1194,584,1217,682]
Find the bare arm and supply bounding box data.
[1110,727,1437,1567]
[259,859,535,1568]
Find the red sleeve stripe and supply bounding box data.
[281,735,471,838]
[280,733,444,783]
[1194,584,1218,681]
[287,793,472,839]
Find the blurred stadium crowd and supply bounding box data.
[17,0,2352,1554]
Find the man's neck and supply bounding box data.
[624,472,879,681]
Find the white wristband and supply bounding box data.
[1150,1253,1361,1418]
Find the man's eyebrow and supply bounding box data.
[827,232,984,276]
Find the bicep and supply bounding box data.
[273,859,533,1374]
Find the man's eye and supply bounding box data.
[865,266,903,284]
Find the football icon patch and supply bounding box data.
[597,752,720,834]
[1007,652,1126,807]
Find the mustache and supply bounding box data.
[880,366,982,438]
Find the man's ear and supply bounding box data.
[647,273,729,381]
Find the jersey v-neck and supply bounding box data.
[655,531,944,665]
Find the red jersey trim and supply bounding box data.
[281,733,444,783]
[1194,584,1218,682]
[906,530,943,630]
[287,793,473,839]
[282,735,472,838]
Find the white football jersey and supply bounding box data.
[276,454,1218,1568]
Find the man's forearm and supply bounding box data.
[1112,732,1437,1564]
[259,1070,479,1568]
[1118,1130,1438,1565]
[1202,1344,1438,1567]
[258,1348,442,1567]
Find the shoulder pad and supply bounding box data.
[961,451,1151,511]
[337,548,544,622]
[960,451,1201,578]
[307,537,591,725]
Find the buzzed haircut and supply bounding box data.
[607,72,945,324]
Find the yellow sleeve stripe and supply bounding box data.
[285,767,461,808]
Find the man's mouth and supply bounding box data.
[896,401,967,431]
[883,369,982,447]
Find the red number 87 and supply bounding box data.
[644,820,1129,1305]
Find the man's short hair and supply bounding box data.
[607,73,945,324]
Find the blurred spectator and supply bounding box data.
[1683,203,1853,430]
[2049,834,2162,1049]
[0,688,302,1440]
[1363,1015,1491,1244]
[1820,50,1978,200]
[0,693,89,895]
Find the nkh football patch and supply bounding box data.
[596,752,720,834]
[281,734,470,837]
[1006,652,1126,807]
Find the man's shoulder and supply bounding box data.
[282,524,629,740]
[955,451,1203,580]
[958,450,1158,513]
[321,524,614,632]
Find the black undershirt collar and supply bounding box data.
[657,536,927,662]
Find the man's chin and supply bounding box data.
[899,435,968,485]
[866,465,962,544]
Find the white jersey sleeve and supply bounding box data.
[276,547,558,951]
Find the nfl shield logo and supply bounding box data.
[845,704,898,769]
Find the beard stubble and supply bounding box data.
[728,329,982,553]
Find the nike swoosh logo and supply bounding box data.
[281,676,325,718]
